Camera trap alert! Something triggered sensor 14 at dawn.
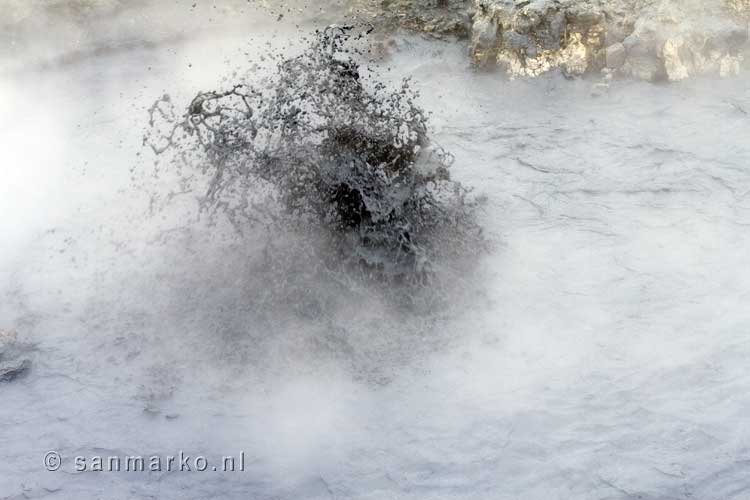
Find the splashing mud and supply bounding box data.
[144,26,485,308]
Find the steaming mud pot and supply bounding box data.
[2,11,750,500]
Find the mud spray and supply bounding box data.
[142,26,486,318]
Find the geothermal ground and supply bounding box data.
[1,5,750,500]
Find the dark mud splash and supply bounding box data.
[144,26,485,313]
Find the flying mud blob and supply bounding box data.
[145,26,484,290]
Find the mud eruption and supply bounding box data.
[146,26,484,289]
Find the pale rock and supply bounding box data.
[663,36,690,81]
[466,0,749,80]
[621,0,748,81]
[352,0,473,38]
[605,42,627,69]
[720,54,743,76]
[471,11,500,66]
[471,0,607,77]
[560,32,590,76]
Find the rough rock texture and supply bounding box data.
[622,0,748,81]
[0,330,32,383]
[471,0,614,76]
[468,0,749,80]
[350,0,474,37]
[729,0,750,16]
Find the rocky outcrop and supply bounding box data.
[728,0,750,17]
[350,0,749,81]
[471,0,613,76]
[350,0,474,37]
[622,0,748,81]
[468,0,749,80]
